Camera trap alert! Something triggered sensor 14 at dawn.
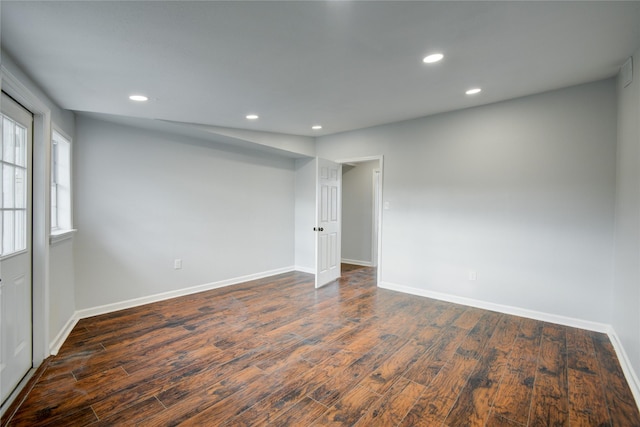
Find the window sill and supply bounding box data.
[50,229,77,245]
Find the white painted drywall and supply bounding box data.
[613,49,640,383]
[73,115,295,310]
[342,160,378,265]
[294,158,316,272]
[49,239,76,341]
[317,79,617,324]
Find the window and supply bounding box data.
[51,130,72,235]
[1,112,28,256]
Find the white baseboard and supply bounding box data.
[607,327,640,408]
[341,258,373,267]
[378,281,610,333]
[294,265,315,274]
[49,314,79,356]
[75,266,295,320]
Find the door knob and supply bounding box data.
[313,227,324,232]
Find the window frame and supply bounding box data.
[49,126,75,243]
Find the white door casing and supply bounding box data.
[0,92,33,405]
[315,158,341,288]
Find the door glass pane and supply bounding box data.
[2,165,15,209]
[2,211,15,255]
[14,210,26,252]
[15,125,26,167]
[3,117,14,163]
[15,168,26,209]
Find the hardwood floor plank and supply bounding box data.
[357,330,438,395]
[591,331,640,426]
[8,366,128,425]
[528,326,569,427]
[354,377,425,426]
[568,367,611,426]
[402,355,478,426]
[483,411,527,427]
[155,341,270,408]
[566,327,612,426]
[5,265,638,427]
[90,342,226,418]
[490,320,543,425]
[453,307,486,331]
[444,314,521,426]
[90,396,165,426]
[270,396,328,426]
[402,325,468,386]
[139,365,266,426]
[223,358,330,426]
[314,385,381,426]
[567,327,599,375]
[308,333,405,406]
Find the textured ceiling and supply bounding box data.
[2,1,639,136]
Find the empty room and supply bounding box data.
[1,1,640,426]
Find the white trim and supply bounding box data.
[294,265,315,274]
[49,229,77,245]
[75,266,295,320]
[50,127,74,233]
[335,155,383,164]
[341,258,373,267]
[49,315,79,356]
[335,155,384,288]
[607,327,640,408]
[378,281,610,333]
[1,64,52,367]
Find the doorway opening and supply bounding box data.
[337,156,383,285]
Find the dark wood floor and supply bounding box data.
[3,264,639,426]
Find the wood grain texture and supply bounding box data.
[2,265,638,426]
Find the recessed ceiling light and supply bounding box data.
[129,94,148,102]
[465,88,482,95]
[423,53,444,64]
[311,125,322,130]
[246,114,259,120]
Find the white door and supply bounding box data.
[315,158,341,288]
[0,92,33,405]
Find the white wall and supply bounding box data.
[613,49,640,386]
[49,239,76,342]
[342,160,378,265]
[317,79,617,324]
[73,115,295,310]
[294,158,317,273]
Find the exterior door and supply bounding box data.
[0,92,33,405]
[315,158,341,288]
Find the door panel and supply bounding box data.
[315,158,341,288]
[1,92,33,405]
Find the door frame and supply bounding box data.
[1,65,52,412]
[335,155,384,286]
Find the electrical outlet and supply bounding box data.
[468,271,477,281]
[174,259,182,270]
